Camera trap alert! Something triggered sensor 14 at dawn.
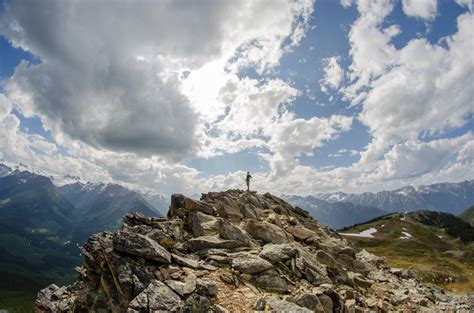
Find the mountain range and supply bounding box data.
[284,180,474,229]
[57,182,163,243]
[1,161,473,310]
[0,163,167,309]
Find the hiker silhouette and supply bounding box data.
[245,171,252,191]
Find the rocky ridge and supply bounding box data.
[36,190,472,312]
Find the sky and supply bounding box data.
[0,0,473,196]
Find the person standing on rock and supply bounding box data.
[245,171,252,191]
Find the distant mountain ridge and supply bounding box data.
[57,182,162,242]
[283,195,386,229]
[0,168,80,303]
[314,180,474,215]
[285,180,474,229]
[0,164,169,306]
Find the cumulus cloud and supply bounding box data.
[456,0,473,11]
[342,0,399,103]
[1,0,314,160]
[359,12,473,151]
[1,0,472,197]
[402,0,437,20]
[266,114,353,178]
[320,56,344,93]
[216,77,299,137]
[306,0,474,194]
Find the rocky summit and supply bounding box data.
[35,190,472,312]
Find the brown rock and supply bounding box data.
[244,219,289,244]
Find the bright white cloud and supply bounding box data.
[402,0,437,20]
[320,56,344,93]
[456,0,473,11]
[342,0,399,104]
[216,77,299,137]
[0,0,472,198]
[1,0,314,161]
[359,13,474,149]
[266,114,353,178]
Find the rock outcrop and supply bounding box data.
[35,190,472,312]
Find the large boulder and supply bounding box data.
[287,224,317,241]
[182,235,247,252]
[168,194,214,219]
[128,280,183,312]
[231,253,273,274]
[215,217,251,244]
[259,243,297,263]
[112,230,171,263]
[244,219,289,244]
[255,270,288,293]
[189,211,218,237]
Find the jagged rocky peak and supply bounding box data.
[36,190,471,312]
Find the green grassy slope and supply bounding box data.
[460,205,474,226]
[340,212,474,294]
[0,173,81,311]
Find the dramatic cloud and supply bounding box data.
[402,0,437,20]
[1,0,314,160]
[359,12,473,154]
[0,0,472,197]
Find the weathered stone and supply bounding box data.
[259,243,297,263]
[165,272,196,296]
[338,247,356,259]
[189,211,218,237]
[216,201,244,221]
[244,219,289,244]
[287,224,317,241]
[214,304,230,313]
[128,280,183,311]
[182,294,211,313]
[295,293,324,312]
[317,294,333,313]
[112,230,171,263]
[169,194,214,219]
[353,275,373,288]
[196,279,218,297]
[336,253,354,269]
[389,267,414,279]
[316,250,350,284]
[265,297,313,312]
[34,190,474,312]
[255,270,288,293]
[36,284,61,312]
[231,253,273,274]
[182,235,246,252]
[369,270,389,282]
[344,299,356,313]
[215,218,251,244]
[146,228,175,249]
[295,247,330,282]
[172,253,200,269]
